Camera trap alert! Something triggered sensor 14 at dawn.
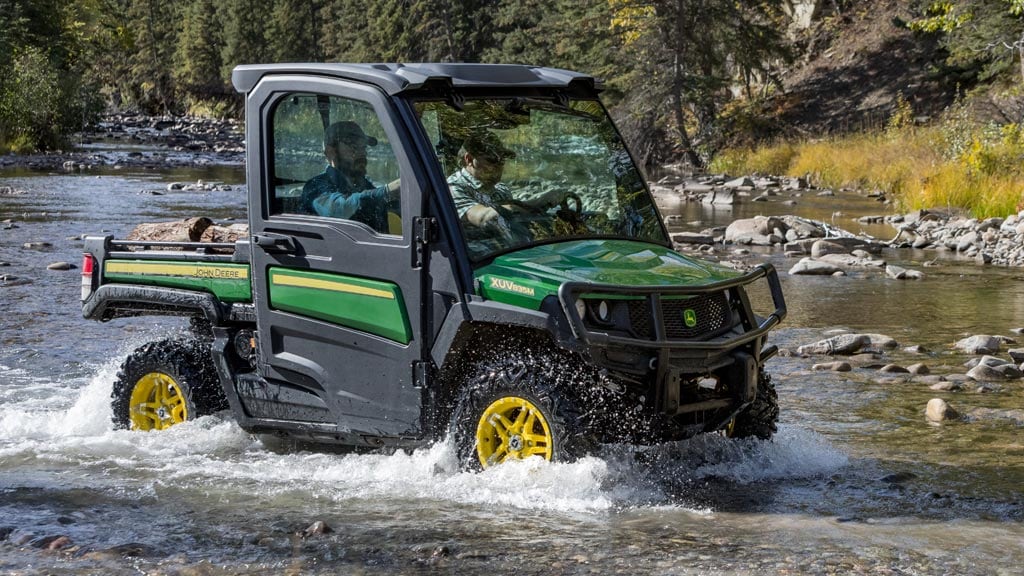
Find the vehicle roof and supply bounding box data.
[231,63,603,96]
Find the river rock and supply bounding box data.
[798,334,871,356]
[724,176,754,189]
[672,232,714,245]
[725,216,785,245]
[47,262,74,271]
[904,344,929,354]
[929,381,962,391]
[812,361,852,372]
[301,520,333,537]
[885,265,923,280]
[810,240,848,258]
[702,189,735,205]
[964,355,1010,369]
[23,242,53,250]
[1008,348,1024,363]
[907,363,930,375]
[926,398,959,422]
[789,258,842,276]
[954,335,1001,355]
[200,223,248,244]
[861,333,898,349]
[965,363,1019,381]
[879,364,909,374]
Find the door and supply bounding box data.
[246,75,425,438]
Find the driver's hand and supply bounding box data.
[466,204,501,227]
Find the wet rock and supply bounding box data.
[879,364,909,374]
[926,398,960,422]
[810,240,848,258]
[702,189,735,205]
[862,333,898,349]
[907,363,930,375]
[672,232,714,245]
[798,334,871,356]
[885,265,923,280]
[1008,348,1024,363]
[47,262,75,271]
[812,361,852,372]
[929,381,962,391]
[724,176,755,189]
[725,216,785,245]
[23,242,53,250]
[903,344,930,354]
[301,520,333,537]
[954,335,1001,355]
[0,527,13,541]
[788,257,842,275]
[968,363,1023,380]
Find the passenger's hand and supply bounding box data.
[466,204,501,227]
[386,178,401,200]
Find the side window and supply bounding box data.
[271,93,402,235]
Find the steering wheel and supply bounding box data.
[558,193,583,216]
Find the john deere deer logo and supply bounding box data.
[683,309,697,328]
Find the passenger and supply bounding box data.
[301,121,400,233]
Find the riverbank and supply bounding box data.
[0,114,243,171]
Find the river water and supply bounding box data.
[1,161,1022,575]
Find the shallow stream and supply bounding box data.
[1,162,1021,574]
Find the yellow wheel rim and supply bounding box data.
[128,372,188,431]
[475,396,553,468]
[723,418,736,437]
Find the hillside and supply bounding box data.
[773,0,956,136]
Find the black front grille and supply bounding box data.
[627,292,731,340]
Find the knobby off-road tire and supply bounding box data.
[728,371,779,440]
[111,338,227,431]
[450,355,598,471]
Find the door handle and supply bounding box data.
[252,233,296,254]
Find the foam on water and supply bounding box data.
[1,361,850,514]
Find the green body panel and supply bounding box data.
[476,239,741,309]
[103,260,253,302]
[267,267,412,344]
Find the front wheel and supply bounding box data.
[111,338,226,431]
[450,355,596,471]
[725,371,779,440]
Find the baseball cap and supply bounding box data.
[325,121,378,148]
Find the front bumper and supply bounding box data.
[557,263,787,418]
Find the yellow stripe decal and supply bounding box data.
[271,274,394,299]
[106,261,249,280]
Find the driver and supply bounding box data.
[447,132,565,231]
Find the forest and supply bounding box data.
[1,0,1023,182]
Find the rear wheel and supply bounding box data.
[726,371,778,440]
[450,355,597,471]
[111,339,226,431]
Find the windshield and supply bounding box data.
[414,98,668,261]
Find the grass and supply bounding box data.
[711,122,1024,219]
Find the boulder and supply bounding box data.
[954,335,1001,355]
[788,258,842,276]
[47,262,74,271]
[862,333,899,349]
[886,265,924,280]
[811,240,848,258]
[798,334,871,356]
[723,176,755,189]
[725,216,785,245]
[907,363,930,375]
[926,398,959,422]
[1009,348,1024,363]
[879,364,909,374]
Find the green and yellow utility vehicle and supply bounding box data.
[82,64,786,470]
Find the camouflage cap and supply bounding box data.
[461,131,516,162]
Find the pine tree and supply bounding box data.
[128,0,179,112]
[221,0,274,82]
[268,0,323,62]
[174,0,226,101]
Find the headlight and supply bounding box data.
[574,298,587,319]
[597,300,610,322]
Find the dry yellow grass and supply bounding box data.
[711,124,1024,218]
